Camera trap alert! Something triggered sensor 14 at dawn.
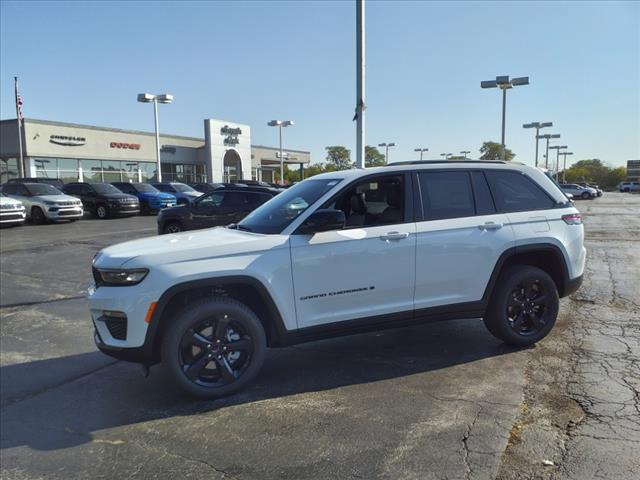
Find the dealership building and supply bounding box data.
[0,118,310,185]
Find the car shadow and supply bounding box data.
[0,318,530,452]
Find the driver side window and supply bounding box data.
[325,175,405,228]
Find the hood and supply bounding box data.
[94,227,288,268]
[32,194,82,203]
[182,191,202,198]
[101,193,138,201]
[0,196,23,207]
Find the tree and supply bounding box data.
[365,145,386,167]
[479,141,515,161]
[325,146,353,170]
[563,159,625,190]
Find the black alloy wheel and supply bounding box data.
[484,265,559,346]
[31,207,46,225]
[178,315,253,387]
[162,297,267,398]
[506,279,551,336]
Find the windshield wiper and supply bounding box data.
[235,224,253,232]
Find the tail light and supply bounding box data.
[562,213,582,225]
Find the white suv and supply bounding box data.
[0,195,26,226]
[2,182,83,223]
[89,161,585,398]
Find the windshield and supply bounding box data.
[27,184,63,196]
[172,183,196,192]
[134,183,159,193]
[91,183,121,194]
[238,178,341,234]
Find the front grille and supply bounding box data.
[56,201,77,206]
[103,314,127,340]
[0,204,22,210]
[58,210,79,216]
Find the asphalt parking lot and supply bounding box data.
[1,194,638,480]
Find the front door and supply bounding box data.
[290,174,416,328]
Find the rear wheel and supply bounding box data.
[161,297,267,398]
[96,204,109,219]
[484,265,559,346]
[163,220,183,234]
[31,207,46,225]
[581,192,590,199]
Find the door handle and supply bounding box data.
[380,231,410,241]
[478,222,503,231]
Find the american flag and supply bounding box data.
[17,93,23,121]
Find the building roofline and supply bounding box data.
[0,117,205,142]
[250,144,310,155]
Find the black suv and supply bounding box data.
[157,187,278,234]
[63,182,140,219]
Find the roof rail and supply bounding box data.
[384,159,507,166]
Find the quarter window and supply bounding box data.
[418,171,475,220]
[485,170,555,212]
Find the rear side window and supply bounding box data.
[418,171,475,220]
[471,171,496,216]
[485,170,555,212]
[222,192,250,207]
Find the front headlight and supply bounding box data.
[95,268,149,286]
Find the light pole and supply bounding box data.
[536,133,561,169]
[268,120,294,185]
[460,150,471,159]
[549,145,567,180]
[560,151,574,183]
[378,142,396,163]
[523,121,553,167]
[414,147,428,161]
[137,93,173,182]
[355,0,365,169]
[481,75,529,160]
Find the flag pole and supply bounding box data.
[14,76,25,177]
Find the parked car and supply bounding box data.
[188,182,224,194]
[0,194,26,227]
[63,182,139,219]
[151,182,203,205]
[157,187,277,234]
[617,181,640,192]
[559,183,597,199]
[2,182,83,224]
[89,160,585,398]
[111,182,176,214]
[576,182,603,197]
[7,177,65,190]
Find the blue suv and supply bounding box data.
[152,182,203,205]
[112,182,176,214]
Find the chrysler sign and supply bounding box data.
[49,135,86,146]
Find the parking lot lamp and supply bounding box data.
[523,121,553,167]
[460,150,471,160]
[378,142,396,163]
[536,133,561,169]
[414,147,428,161]
[481,75,529,160]
[549,145,567,180]
[138,93,173,182]
[559,151,574,183]
[268,120,295,185]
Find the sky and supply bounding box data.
[1,0,638,169]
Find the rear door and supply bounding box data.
[413,170,514,311]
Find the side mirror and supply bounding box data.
[298,209,345,234]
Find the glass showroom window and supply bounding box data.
[102,160,124,183]
[34,158,57,178]
[57,158,80,184]
[0,158,19,183]
[80,159,103,182]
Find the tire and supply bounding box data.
[96,204,109,219]
[483,265,559,346]
[162,220,183,234]
[31,207,46,225]
[581,192,590,199]
[161,297,267,399]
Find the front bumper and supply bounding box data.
[46,206,83,220]
[109,204,140,216]
[0,209,26,224]
[564,274,583,297]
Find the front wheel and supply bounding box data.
[161,297,267,398]
[162,220,183,234]
[31,207,46,225]
[483,265,559,346]
[96,204,109,219]
[581,192,590,199]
